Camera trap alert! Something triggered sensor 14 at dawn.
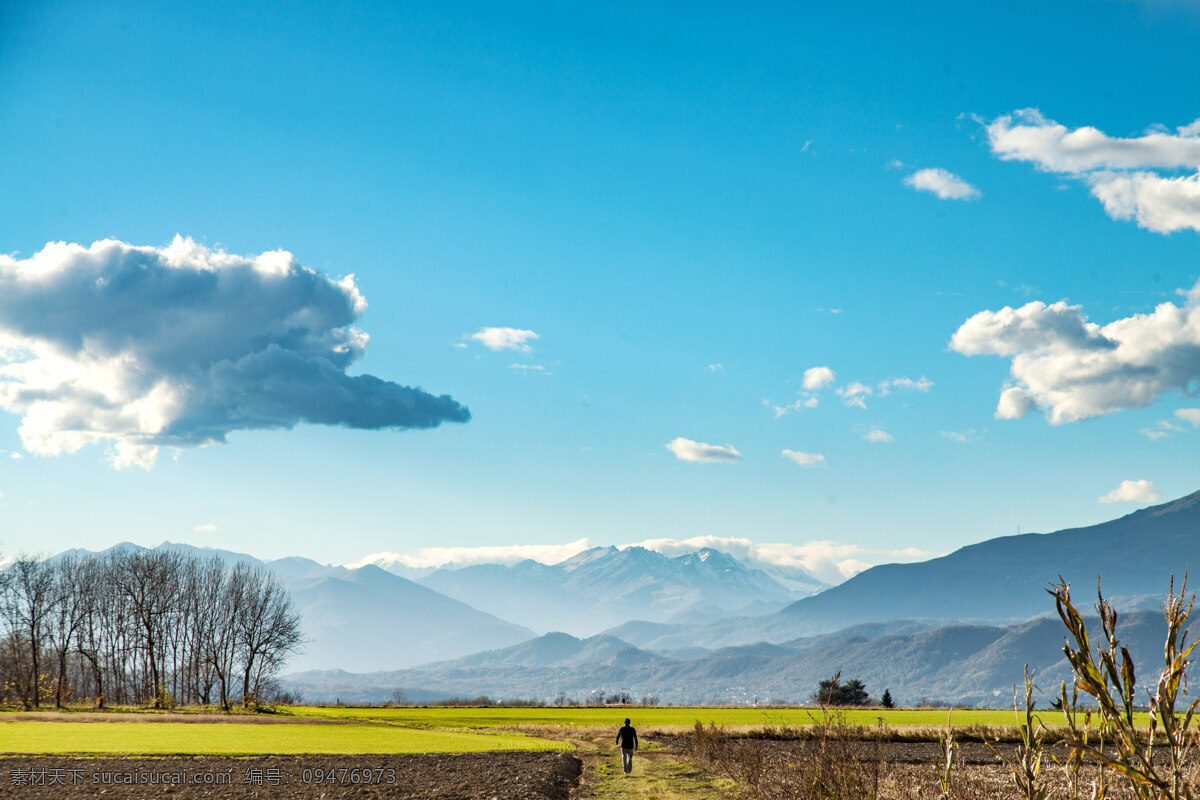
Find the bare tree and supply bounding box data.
[46,556,91,707]
[7,557,59,707]
[1,548,305,709]
[236,566,303,707]
[111,550,184,707]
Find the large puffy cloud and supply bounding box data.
[665,437,742,463]
[0,237,470,468]
[986,109,1200,233]
[950,294,1200,423]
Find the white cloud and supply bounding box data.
[988,109,1200,173]
[986,109,1200,233]
[353,538,594,570]
[838,381,873,408]
[354,536,935,586]
[903,168,981,201]
[884,376,933,393]
[940,428,982,443]
[764,397,820,418]
[1142,410,1200,440]
[950,294,1200,424]
[665,437,742,463]
[836,376,932,408]
[781,449,826,468]
[1176,408,1200,426]
[627,535,935,584]
[0,238,470,469]
[858,425,894,443]
[1099,479,1163,504]
[802,366,836,390]
[509,363,550,374]
[707,363,724,372]
[470,327,539,352]
[194,523,218,533]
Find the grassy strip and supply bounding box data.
[0,721,571,755]
[569,732,733,800]
[287,705,1150,731]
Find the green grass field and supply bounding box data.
[0,720,571,755]
[286,705,1079,730]
[0,704,1151,755]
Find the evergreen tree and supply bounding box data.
[812,674,872,706]
[881,688,894,709]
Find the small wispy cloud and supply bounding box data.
[764,397,819,418]
[1099,479,1162,504]
[998,279,1038,297]
[707,363,724,372]
[940,428,982,443]
[194,523,218,533]
[904,168,981,201]
[509,363,550,375]
[782,449,826,468]
[665,437,742,464]
[1176,408,1200,426]
[470,327,539,352]
[836,376,932,409]
[857,425,894,443]
[1140,409,1200,440]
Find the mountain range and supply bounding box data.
[46,490,1200,704]
[279,490,1200,705]
[415,545,818,635]
[281,609,1173,707]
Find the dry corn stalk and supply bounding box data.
[1050,575,1200,800]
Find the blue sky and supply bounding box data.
[3,0,1200,580]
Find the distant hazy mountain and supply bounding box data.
[285,564,536,671]
[283,611,1174,708]
[50,542,536,672]
[416,545,818,635]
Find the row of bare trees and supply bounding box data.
[0,549,303,710]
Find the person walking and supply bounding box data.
[616,717,638,775]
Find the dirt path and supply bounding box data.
[568,734,732,800]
